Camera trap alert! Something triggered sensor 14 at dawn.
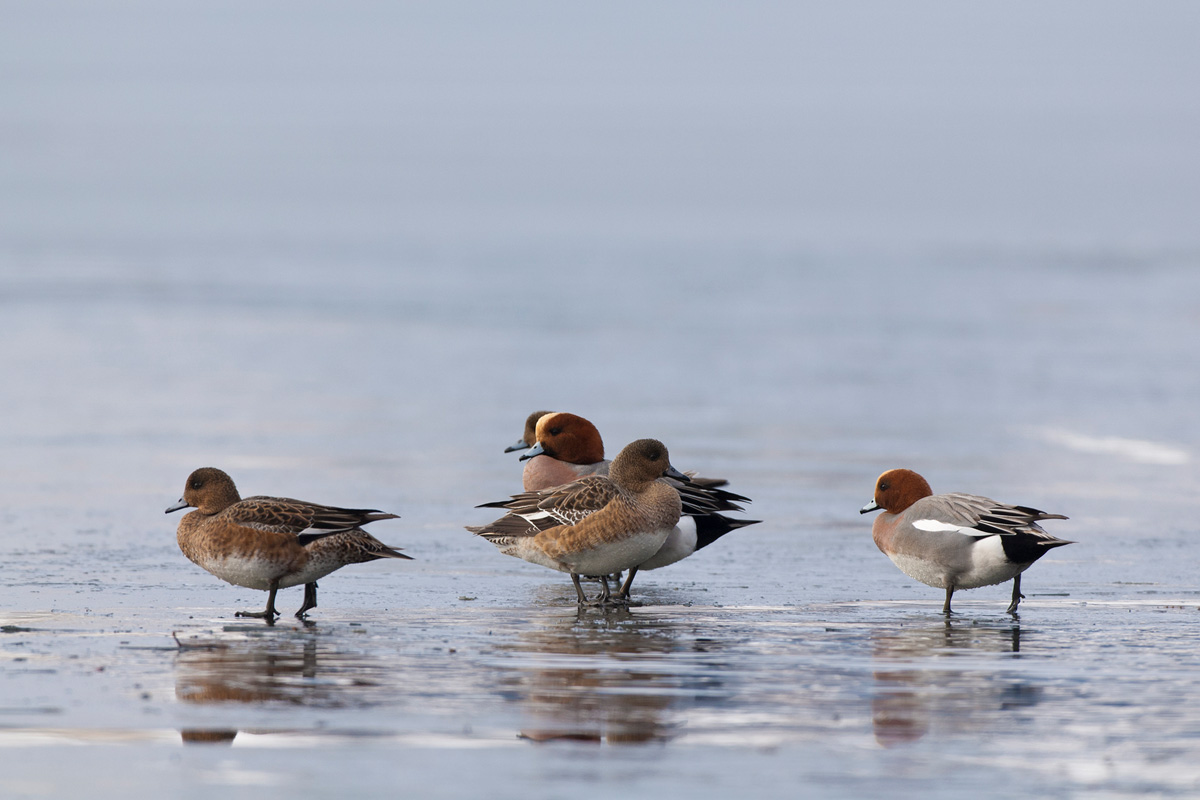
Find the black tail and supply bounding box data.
[999,533,1073,565]
[694,514,761,552]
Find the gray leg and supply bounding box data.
[597,575,610,603]
[594,575,617,606]
[596,576,632,608]
[295,582,318,618]
[942,585,954,615]
[617,567,639,600]
[571,574,589,605]
[237,579,281,620]
[1006,574,1024,615]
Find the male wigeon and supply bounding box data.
[508,411,608,489]
[503,411,760,598]
[166,467,410,620]
[469,439,686,606]
[860,468,1072,614]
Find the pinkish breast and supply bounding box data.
[522,455,607,491]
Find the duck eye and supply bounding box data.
[879,482,889,491]
[549,427,562,436]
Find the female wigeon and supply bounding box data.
[860,468,1072,614]
[503,411,760,598]
[469,439,686,606]
[166,467,410,620]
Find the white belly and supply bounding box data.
[888,536,1027,590]
[888,552,954,589]
[561,528,672,576]
[199,554,281,590]
[199,554,331,590]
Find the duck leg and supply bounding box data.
[617,567,639,600]
[295,581,319,618]
[599,576,633,608]
[595,575,612,605]
[942,585,954,615]
[237,579,281,620]
[1006,575,1024,615]
[571,574,589,605]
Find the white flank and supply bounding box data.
[639,518,699,571]
[565,529,672,576]
[962,535,1025,588]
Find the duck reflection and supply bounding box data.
[497,608,724,745]
[179,729,238,744]
[175,630,385,744]
[871,619,1039,747]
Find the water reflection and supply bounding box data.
[871,619,1040,747]
[174,629,388,744]
[179,729,238,744]
[495,608,726,745]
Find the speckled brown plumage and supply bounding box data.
[167,467,409,621]
[496,411,760,599]
[469,439,685,605]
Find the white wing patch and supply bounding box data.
[518,510,559,525]
[912,518,990,538]
[518,507,591,528]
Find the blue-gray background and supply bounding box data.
[1,3,1198,798]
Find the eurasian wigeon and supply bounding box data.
[510,411,608,490]
[166,467,410,620]
[503,411,760,598]
[469,439,686,606]
[860,468,1072,614]
[504,410,555,454]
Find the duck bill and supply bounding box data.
[859,499,880,514]
[665,464,690,482]
[518,441,546,461]
[503,439,531,453]
[165,498,191,514]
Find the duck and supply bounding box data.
[166,467,409,620]
[504,410,555,454]
[501,411,760,598]
[860,468,1072,614]
[470,439,686,605]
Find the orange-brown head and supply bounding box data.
[521,412,605,465]
[860,468,933,515]
[166,467,243,516]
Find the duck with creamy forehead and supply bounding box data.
[471,439,691,606]
[860,468,1072,614]
[519,412,609,490]
[498,411,761,600]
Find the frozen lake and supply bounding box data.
[2,3,1199,798]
